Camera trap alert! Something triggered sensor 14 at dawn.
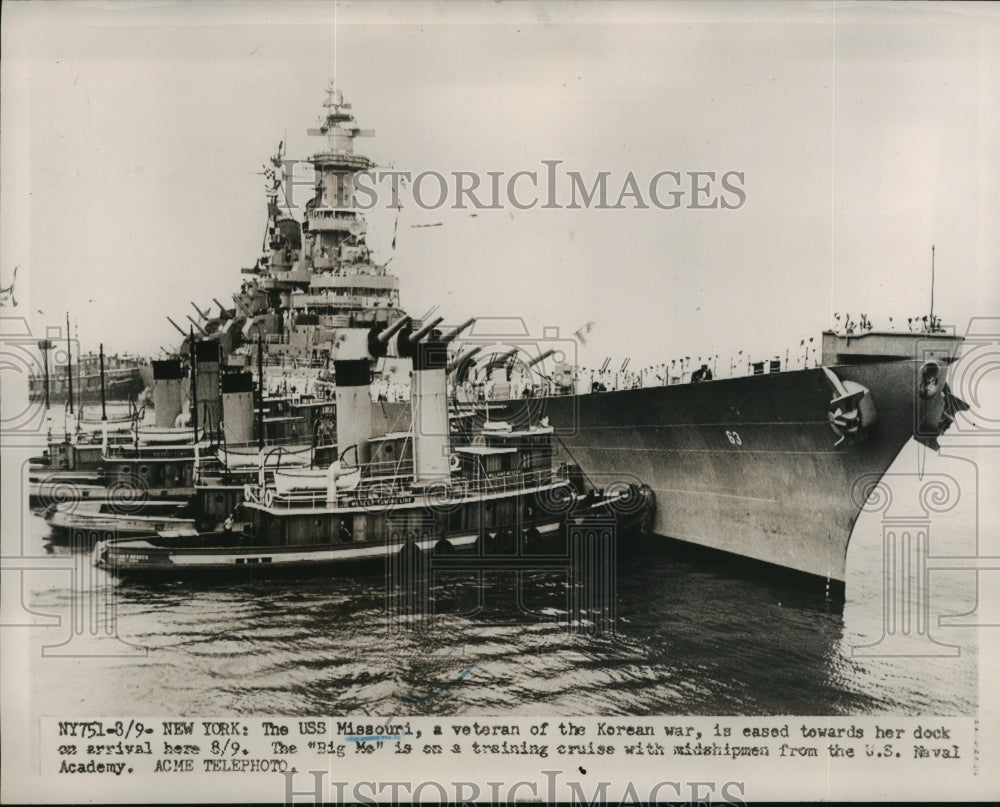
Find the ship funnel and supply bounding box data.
[442,318,475,344]
[527,348,558,369]
[411,329,451,484]
[333,328,376,468]
[151,359,185,428]
[409,316,445,345]
[193,341,223,435]
[221,372,254,445]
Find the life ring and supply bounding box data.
[450,453,461,472]
[243,484,254,503]
[263,489,275,508]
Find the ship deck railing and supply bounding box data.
[247,464,569,511]
[193,442,335,483]
[259,353,330,370]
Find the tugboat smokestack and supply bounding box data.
[151,357,185,428]
[411,327,451,483]
[333,329,377,468]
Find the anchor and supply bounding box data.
[822,367,877,447]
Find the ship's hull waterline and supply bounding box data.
[493,358,951,584]
[95,521,567,577]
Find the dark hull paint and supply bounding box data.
[95,521,563,578]
[495,359,940,582]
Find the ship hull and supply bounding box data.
[496,359,943,583]
[93,522,565,577]
[45,500,196,540]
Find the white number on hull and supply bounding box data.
[725,430,743,446]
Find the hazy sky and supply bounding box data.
[2,1,997,371]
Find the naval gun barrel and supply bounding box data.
[186,315,209,336]
[448,345,483,374]
[485,346,519,371]
[232,293,254,318]
[376,314,411,344]
[527,348,558,368]
[166,316,187,337]
[409,315,445,344]
[442,318,476,344]
[190,301,211,321]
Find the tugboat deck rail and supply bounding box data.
[248,465,570,511]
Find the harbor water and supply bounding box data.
[13,429,984,718]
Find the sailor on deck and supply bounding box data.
[691,364,713,383]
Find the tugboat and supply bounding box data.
[28,337,143,494]
[36,347,334,538]
[45,498,196,540]
[93,316,654,576]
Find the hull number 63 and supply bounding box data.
[725,430,742,446]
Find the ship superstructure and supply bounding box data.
[223,85,407,393]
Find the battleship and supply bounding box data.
[238,86,966,587]
[487,328,966,584]
[93,85,968,586]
